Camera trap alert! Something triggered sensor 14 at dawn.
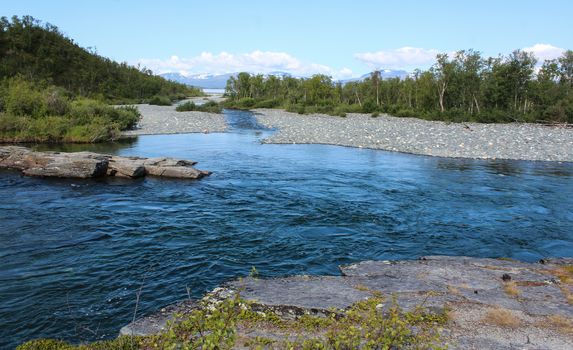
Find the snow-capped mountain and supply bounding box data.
[160,69,409,89]
[339,69,409,83]
[160,72,235,89]
[160,71,294,89]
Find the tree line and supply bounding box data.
[224,49,573,123]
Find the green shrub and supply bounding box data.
[361,100,378,113]
[4,77,46,117]
[147,95,172,106]
[395,108,418,118]
[44,86,71,116]
[199,100,223,113]
[371,112,380,118]
[176,100,222,113]
[254,99,280,108]
[175,101,197,111]
[236,97,256,109]
[112,106,140,130]
[0,80,139,143]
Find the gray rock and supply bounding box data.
[254,109,573,162]
[121,256,573,349]
[107,156,146,178]
[12,150,109,178]
[0,146,210,180]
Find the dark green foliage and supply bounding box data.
[176,100,223,113]
[0,16,202,103]
[147,95,172,106]
[224,49,573,124]
[0,77,140,143]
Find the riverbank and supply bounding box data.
[254,109,573,162]
[122,102,227,136]
[119,256,573,349]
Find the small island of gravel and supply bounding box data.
[122,98,227,136]
[254,109,573,162]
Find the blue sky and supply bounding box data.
[2,0,572,78]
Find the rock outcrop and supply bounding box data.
[121,256,573,349]
[0,146,210,180]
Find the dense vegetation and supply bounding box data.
[18,292,446,349]
[0,16,205,143]
[0,16,202,103]
[224,49,573,123]
[176,100,223,113]
[0,77,140,143]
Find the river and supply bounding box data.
[1,109,572,348]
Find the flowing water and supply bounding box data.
[1,110,572,348]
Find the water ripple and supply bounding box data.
[0,110,572,348]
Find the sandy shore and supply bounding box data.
[254,109,573,162]
[122,100,227,136]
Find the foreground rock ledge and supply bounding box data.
[0,146,210,179]
[122,256,573,349]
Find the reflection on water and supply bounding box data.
[32,137,137,153]
[0,109,572,348]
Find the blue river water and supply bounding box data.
[1,110,572,348]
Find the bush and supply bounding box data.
[147,95,172,106]
[4,77,46,117]
[44,86,71,115]
[543,95,573,123]
[0,78,140,143]
[371,112,380,118]
[175,101,197,111]
[112,106,140,130]
[253,99,280,108]
[236,97,256,109]
[361,99,378,113]
[176,100,222,113]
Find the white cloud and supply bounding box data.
[354,47,440,69]
[136,50,355,79]
[523,43,565,62]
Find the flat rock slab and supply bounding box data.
[122,256,573,349]
[0,146,210,180]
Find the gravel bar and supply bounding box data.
[122,102,227,136]
[254,109,573,162]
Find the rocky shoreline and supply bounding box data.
[122,102,227,136]
[0,146,210,179]
[254,109,573,162]
[122,256,573,349]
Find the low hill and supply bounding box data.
[0,16,201,103]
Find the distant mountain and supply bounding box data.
[160,71,297,89]
[340,69,409,83]
[160,72,235,89]
[160,69,409,89]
